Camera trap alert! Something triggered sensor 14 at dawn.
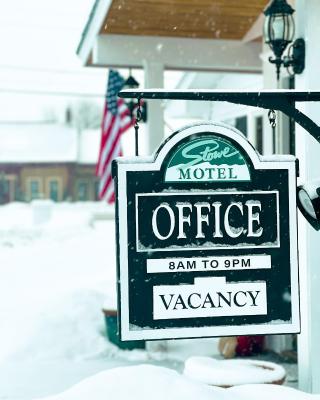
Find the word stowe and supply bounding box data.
[153,277,267,320]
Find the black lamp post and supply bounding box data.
[123,74,139,119]
[263,0,305,80]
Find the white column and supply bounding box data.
[295,0,320,393]
[247,111,256,147]
[262,43,292,155]
[261,43,277,155]
[143,61,164,154]
[261,41,294,359]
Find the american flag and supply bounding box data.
[96,70,133,203]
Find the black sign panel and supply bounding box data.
[136,192,279,251]
[114,123,300,341]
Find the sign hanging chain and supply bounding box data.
[134,98,142,156]
[268,109,277,154]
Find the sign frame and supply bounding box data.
[114,122,300,341]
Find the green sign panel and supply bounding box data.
[165,136,250,182]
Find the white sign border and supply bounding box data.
[116,122,300,341]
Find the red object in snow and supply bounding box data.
[236,336,265,356]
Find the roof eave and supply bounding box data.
[76,0,113,65]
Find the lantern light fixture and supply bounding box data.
[263,0,305,80]
[123,73,147,122]
[123,75,140,90]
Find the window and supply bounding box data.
[94,180,100,201]
[49,180,59,202]
[46,177,62,202]
[0,178,9,204]
[26,177,42,201]
[77,181,88,201]
[30,180,40,200]
[235,116,248,137]
[255,116,263,154]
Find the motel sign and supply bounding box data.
[113,123,300,341]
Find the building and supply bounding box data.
[164,72,265,154]
[0,121,100,203]
[77,0,320,393]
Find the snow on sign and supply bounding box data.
[113,123,300,341]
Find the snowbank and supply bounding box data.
[37,365,319,400]
[6,288,108,362]
[0,202,119,365]
[39,365,229,400]
[229,384,320,400]
[0,202,295,400]
[184,357,286,386]
[0,201,112,246]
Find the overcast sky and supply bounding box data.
[0,0,94,69]
[0,0,111,121]
[0,0,183,122]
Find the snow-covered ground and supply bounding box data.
[0,201,220,399]
[33,364,318,400]
[0,201,305,399]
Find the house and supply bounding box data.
[164,72,266,154]
[0,121,100,203]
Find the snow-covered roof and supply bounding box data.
[78,128,101,165]
[0,122,100,164]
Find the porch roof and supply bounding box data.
[77,0,269,72]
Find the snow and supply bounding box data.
[121,88,318,95]
[183,357,286,386]
[0,122,99,164]
[78,129,101,164]
[0,201,220,399]
[0,201,303,400]
[116,155,154,163]
[0,123,77,162]
[0,202,118,398]
[229,384,320,400]
[38,365,230,400]
[29,365,317,400]
[0,202,115,364]
[260,154,296,162]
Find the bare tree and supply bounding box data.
[71,101,103,131]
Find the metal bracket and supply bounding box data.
[118,89,320,146]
